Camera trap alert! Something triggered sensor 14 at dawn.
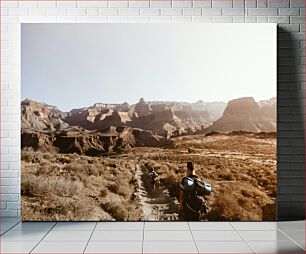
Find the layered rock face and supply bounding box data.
[200,97,276,134]
[21,96,276,155]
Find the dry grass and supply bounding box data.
[21,132,276,221]
[21,151,141,221]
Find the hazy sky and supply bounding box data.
[22,23,276,112]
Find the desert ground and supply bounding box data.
[21,131,276,221]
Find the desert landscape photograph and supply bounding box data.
[21,23,276,221]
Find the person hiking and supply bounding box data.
[149,169,159,189]
[178,162,211,221]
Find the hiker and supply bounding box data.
[149,169,159,189]
[179,162,211,221]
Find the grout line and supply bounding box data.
[230,222,256,254]
[29,222,57,254]
[276,227,305,251]
[0,220,20,236]
[187,222,200,254]
[83,222,98,254]
[142,221,145,254]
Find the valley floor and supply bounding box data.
[21,132,276,221]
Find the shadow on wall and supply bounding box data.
[277,27,305,221]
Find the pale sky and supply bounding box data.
[21,23,276,112]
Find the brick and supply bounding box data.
[278,24,300,32]
[278,195,305,202]
[300,8,305,15]
[47,8,67,16]
[290,16,305,24]
[290,0,305,8]
[140,8,160,16]
[172,0,192,7]
[129,0,149,7]
[118,8,140,16]
[67,8,87,16]
[247,8,278,15]
[77,1,107,8]
[1,210,19,217]
[222,8,245,15]
[57,1,77,8]
[0,194,19,202]
[278,178,305,186]
[99,8,118,16]
[233,0,244,7]
[268,0,290,8]
[108,1,129,7]
[149,16,172,22]
[269,16,290,23]
[278,8,300,15]
[172,16,193,22]
[183,8,202,16]
[1,202,7,210]
[107,16,129,23]
[279,171,305,178]
[212,16,233,22]
[257,16,268,22]
[86,8,99,16]
[233,16,244,22]
[192,16,212,22]
[38,1,56,8]
[150,0,172,7]
[7,202,20,210]
[0,178,18,186]
[202,8,221,15]
[1,170,19,178]
[161,8,183,16]
[1,1,18,8]
[212,0,233,8]
[8,8,29,16]
[128,16,150,22]
[257,0,267,8]
[57,16,78,23]
[245,16,257,22]
[245,0,256,7]
[29,8,47,16]
[193,0,212,7]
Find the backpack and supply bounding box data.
[180,176,212,213]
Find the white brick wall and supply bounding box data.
[1,0,305,219]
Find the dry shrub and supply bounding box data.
[219,168,235,181]
[21,151,34,163]
[22,174,82,197]
[101,201,127,221]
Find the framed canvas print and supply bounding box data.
[21,23,276,221]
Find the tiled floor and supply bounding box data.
[0,218,304,253]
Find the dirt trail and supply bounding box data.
[135,164,179,221]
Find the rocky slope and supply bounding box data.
[199,97,276,134]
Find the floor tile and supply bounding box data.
[42,230,92,242]
[1,230,47,242]
[0,241,38,253]
[249,240,304,253]
[52,222,96,231]
[90,230,143,241]
[197,241,253,253]
[239,230,291,241]
[143,241,198,253]
[276,221,305,231]
[231,222,276,231]
[1,218,20,224]
[32,241,87,253]
[95,222,143,231]
[189,222,234,231]
[145,222,190,231]
[11,222,55,231]
[144,230,193,241]
[282,230,305,249]
[192,230,243,241]
[85,241,143,253]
